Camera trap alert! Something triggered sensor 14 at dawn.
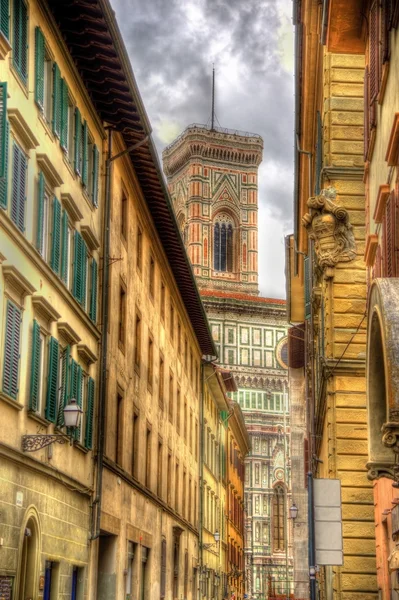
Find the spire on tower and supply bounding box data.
[211,65,215,131]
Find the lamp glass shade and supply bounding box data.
[214,530,220,543]
[64,399,83,428]
[289,503,298,520]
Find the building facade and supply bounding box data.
[163,125,293,599]
[287,1,379,598]
[0,0,103,598]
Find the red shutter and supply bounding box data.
[369,1,380,102]
[373,244,382,279]
[383,191,397,277]
[364,67,370,159]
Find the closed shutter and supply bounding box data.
[160,539,166,599]
[0,120,9,209]
[314,111,323,195]
[82,120,88,186]
[0,0,9,39]
[73,230,83,302]
[92,144,99,206]
[304,255,311,319]
[35,27,45,109]
[57,345,70,426]
[381,0,391,65]
[70,360,82,440]
[85,377,94,449]
[2,300,21,399]
[364,67,370,159]
[374,244,382,278]
[50,197,61,274]
[288,324,305,368]
[369,1,380,102]
[0,81,7,179]
[13,0,28,82]
[36,172,45,252]
[74,107,81,175]
[11,142,26,232]
[383,191,398,277]
[89,258,98,322]
[52,63,62,137]
[60,209,69,284]
[45,337,59,422]
[29,320,41,411]
[81,240,87,307]
[60,78,69,150]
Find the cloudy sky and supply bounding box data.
[112,0,294,299]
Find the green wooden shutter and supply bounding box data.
[0,0,9,39]
[36,172,45,252]
[34,27,45,109]
[2,300,21,399]
[304,255,311,320]
[11,142,26,233]
[81,240,87,307]
[74,107,81,175]
[13,0,27,83]
[50,197,61,274]
[73,230,82,301]
[82,120,88,186]
[60,209,69,284]
[52,63,61,137]
[89,258,98,322]
[29,320,41,411]
[60,78,69,150]
[45,337,59,422]
[92,144,99,206]
[70,360,82,440]
[85,377,94,449]
[0,81,7,179]
[57,345,70,426]
[0,120,8,208]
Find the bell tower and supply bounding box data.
[162,125,263,295]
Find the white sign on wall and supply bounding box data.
[314,478,343,566]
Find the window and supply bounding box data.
[136,225,143,271]
[147,335,153,389]
[273,485,285,552]
[182,470,187,519]
[13,0,28,84]
[11,141,27,233]
[177,320,181,354]
[132,410,139,478]
[89,257,98,323]
[160,281,165,321]
[134,312,141,370]
[116,391,124,466]
[149,254,155,298]
[176,387,181,434]
[35,28,53,123]
[67,96,75,158]
[170,303,174,342]
[43,560,59,600]
[2,300,21,400]
[29,321,46,415]
[159,355,164,409]
[213,215,233,272]
[184,399,187,442]
[167,451,172,505]
[121,190,128,240]
[145,426,152,489]
[157,439,163,498]
[195,419,198,461]
[168,372,174,423]
[72,231,88,306]
[119,285,126,350]
[175,462,179,511]
[160,539,167,600]
[126,543,135,600]
[35,173,50,259]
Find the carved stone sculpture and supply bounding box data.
[302,187,356,268]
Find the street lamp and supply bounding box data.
[289,502,298,520]
[22,399,83,452]
[202,530,220,549]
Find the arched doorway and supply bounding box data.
[17,507,41,600]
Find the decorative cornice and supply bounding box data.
[58,322,81,346]
[61,192,83,222]
[36,153,64,188]
[2,264,36,304]
[321,166,365,181]
[32,295,61,324]
[8,108,40,150]
[385,113,399,166]
[81,224,100,251]
[373,184,390,223]
[364,233,378,266]
[77,343,97,365]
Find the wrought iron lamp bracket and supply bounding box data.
[22,433,72,453]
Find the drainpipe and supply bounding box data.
[91,131,149,541]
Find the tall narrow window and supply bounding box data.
[13,0,28,84]
[273,485,285,551]
[177,321,181,354]
[184,399,187,442]
[134,312,141,370]
[213,216,234,273]
[116,392,124,466]
[147,335,153,390]
[160,281,165,321]
[170,303,174,342]
[160,539,167,600]
[169,373,174,423]
[159,355,164,409]
[132,410,139,478]
[118,285,126,351]
[136,225,142,271]
[175,463,179,512]
[167,451,172,505]
[11,141,27,233]
[176,387,181,434]
[157,439,163,498]
[182,470,187,519]
[149,254,155,298]
[2,300,21,400]
[145,426,151,489]
[121,190,128,241]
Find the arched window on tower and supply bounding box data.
[213,215,234,272]
[272,485,285,552]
